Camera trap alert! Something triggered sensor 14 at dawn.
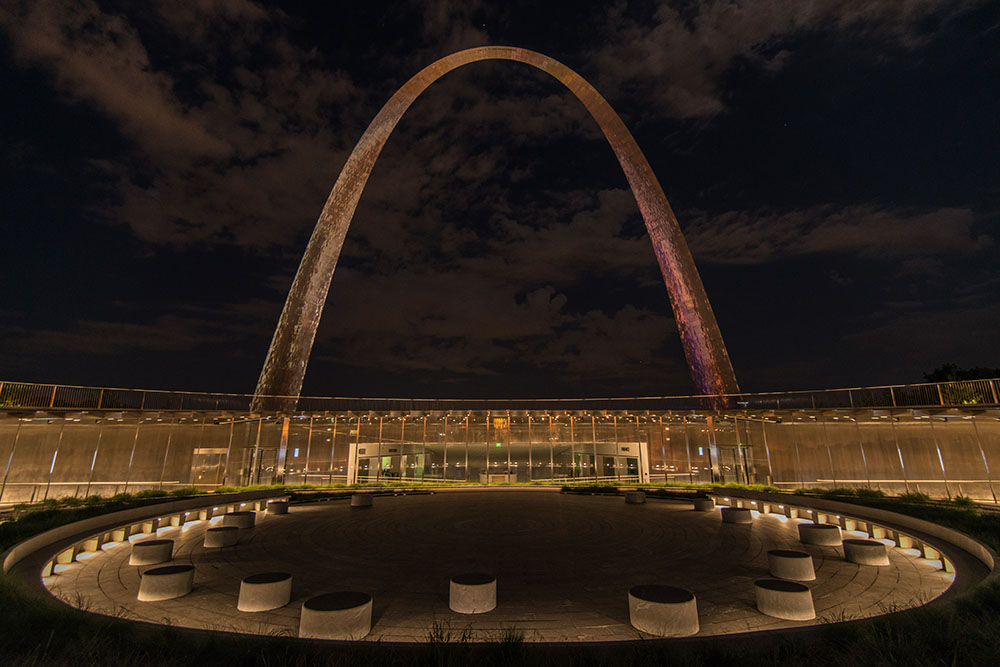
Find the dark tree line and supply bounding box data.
[924,363,1000,382]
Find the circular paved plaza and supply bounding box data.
[45,490,954,642]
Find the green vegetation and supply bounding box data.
[898,491,934,504]
[923,363,1000,382]
[922,363,1000,405]
[793,487,888,500]
[716,482,782,493]
[2,491,200,552]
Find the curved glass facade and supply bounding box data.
[1,407,999,504]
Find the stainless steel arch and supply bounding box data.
[253,46,738,411]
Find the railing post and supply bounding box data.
[49,385,57,408]
[889,387,896,408]
[990,380,999,405]
[937,384,945,406]
[97,388,104,409]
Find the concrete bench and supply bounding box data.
[798,522,843,546]
[449,573,497,614]
[298,592,373,640]
[693,497,715,512]
[128,539,174,566]
[266,500,289,515]
[350,494,373,509]
[238,572,293,612]
[624,491,646,504]
[767,549,816,581]
[204,526,240,548]
[137,564,195,601]
[721,507,753,524]
[627,585,700,637]
[221,511,256,529]
[754,579,815,621]
[843,538,891,566]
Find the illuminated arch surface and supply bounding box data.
[254,46,738,411]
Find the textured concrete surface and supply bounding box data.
[44,490,953,642]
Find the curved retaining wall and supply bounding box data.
[708,488,997,589]
[2,490,287,576]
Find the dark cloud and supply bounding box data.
[590,0,981,118]
[1,0,998,396]
[683,205,991,264]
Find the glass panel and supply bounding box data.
[895,416,948,497]
[932,417,990,500]
[281,416,312,485]
[974,415,1000,503]
[46,418,102,499]
[685,416,713,484]
[509,415,530,483]
[820,416,865,490]
[91,417,140,498]
[527,416,550,481]
[422,415,446,482]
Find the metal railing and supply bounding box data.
[0,377,997,414]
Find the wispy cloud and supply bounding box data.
[683,205,991,264]
[590,0,982,118]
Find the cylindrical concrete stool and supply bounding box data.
[693,497,715,512]
[625,491,646,504]
[238,572,293,612]
[767,549,816,581]
[222,511,256,529]
[204,526,239,548]
[754,579,815,621]
[129,539,174,566]
[449,573,497,614]
[267,500,289,515]
[843,538,891,566]
[137,564,195,601]
[350,494,373,509]
[298,592,373,640]
[628,585,700,637]
[798,522,842,546]
[721,507,753,524]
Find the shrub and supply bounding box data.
[899,491,932,503]
[953,494,977,507]
[168,487,198,497]
[854,487,886,498]
[718,482,781,492]
[134,489,168,499]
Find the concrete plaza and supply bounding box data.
[45,490,953,642]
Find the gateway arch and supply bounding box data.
[253,46,738,411]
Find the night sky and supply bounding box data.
[1,1,998,399]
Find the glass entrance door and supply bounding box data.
[716,446,750,484]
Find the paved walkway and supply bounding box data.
[45,490,953,642]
